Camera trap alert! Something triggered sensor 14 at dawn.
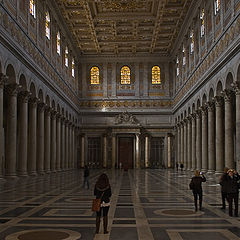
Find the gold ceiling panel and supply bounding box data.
[56,0,193,56]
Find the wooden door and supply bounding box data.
[118,137,133,169]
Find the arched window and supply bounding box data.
[200,8,205,37]
[182,45,186,66]
[120,66,130,84]
[152,66,161,84]
[90,66,100,84]
[72,58,75,77]
[65,47,68,67]
[45,12,50,40]
[190,30,194,54]
[214,0,220,15]
[57,31,61,55]
[29,0,36,18]
[176,57,179,77]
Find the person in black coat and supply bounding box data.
[222,169,240,217]
[82,165,90,189]
[189,170,206,211]
[219,167,229,209]
[94,173,112,234]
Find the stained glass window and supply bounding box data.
[200,9,205,37]
[45,12,50,40]
[120,66,130,84]
[72,58,75,77]
[152,66,161,84]
[182,45,186,66]
[190,30,194,54]
[29,0,36,18]
[65,47,68,67]
[214,0,220,15]
[176,57,179,77]
[90,66,100,84]
[57,31,61,55]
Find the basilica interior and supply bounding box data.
[0,0,240,239]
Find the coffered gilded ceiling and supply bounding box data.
[56,0,193,56]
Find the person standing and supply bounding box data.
[219,167,229,209]
[224,169,240,217]
[94,173,112,234]
[82,165,90,189]
[180,163,184,171]
[189,170,206,211]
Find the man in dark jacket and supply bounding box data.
[189,170,206,211]
[223,169,240,217]
[219,167,229,209]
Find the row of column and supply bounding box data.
[176,84,240,173]
[0,74,77,178]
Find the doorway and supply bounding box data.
[118,137,133,169]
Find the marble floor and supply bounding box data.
[0,169,240,240]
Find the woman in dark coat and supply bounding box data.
[94,173,112,234]
[221,169,240,217]
[189,170,206,211]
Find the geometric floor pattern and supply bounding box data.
[0,169,240,240]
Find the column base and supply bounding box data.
[5,174,18,179]
[37,171,45,175]
[29,172,37,176]
[17,172,28,177]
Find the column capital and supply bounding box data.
[38,102,46,112]
[231,81,240,95]
[221,89,233,102]
[6,83,22,96]
[195,110,201,119]
[187,115,192,122]
[214,96,224,107]
[206,101,215,112]
[200,106,207,116]
[18,91,31,103]
[45,106,51,116]
[0,73,8,88]
[190,113,196,120]
[29,97,39,107]
[50,109,57,119]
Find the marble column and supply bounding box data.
[183,119,187,169]
[44,107,51,173]
[136,133,140,169]
[17,91,30,176]
[61,117,65,170]
[103,134,107,168]
[177,124,181,165]
[201,107,208,172]
[191,114,196,170]
[0,74,7,178]
[69,123,72,169]
[65,121,69,169]
[111,134,116,168]
[207,102,215,173]
[71,125,75,169]
[145,135,149,168]
[69,124,72,169]
[56,114,61,171]
[215,96,224,173]
[232,82,240,171]
[28,98,38,176]
[187,117,192,170]
[50,110,57,172]
[81,134,85,168]
[223,90,234,169]
[196,110,202,170]
[37,103,45,174]
[5,84,20,177]
[180,122,184,166]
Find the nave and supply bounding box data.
[0,170,240,240]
